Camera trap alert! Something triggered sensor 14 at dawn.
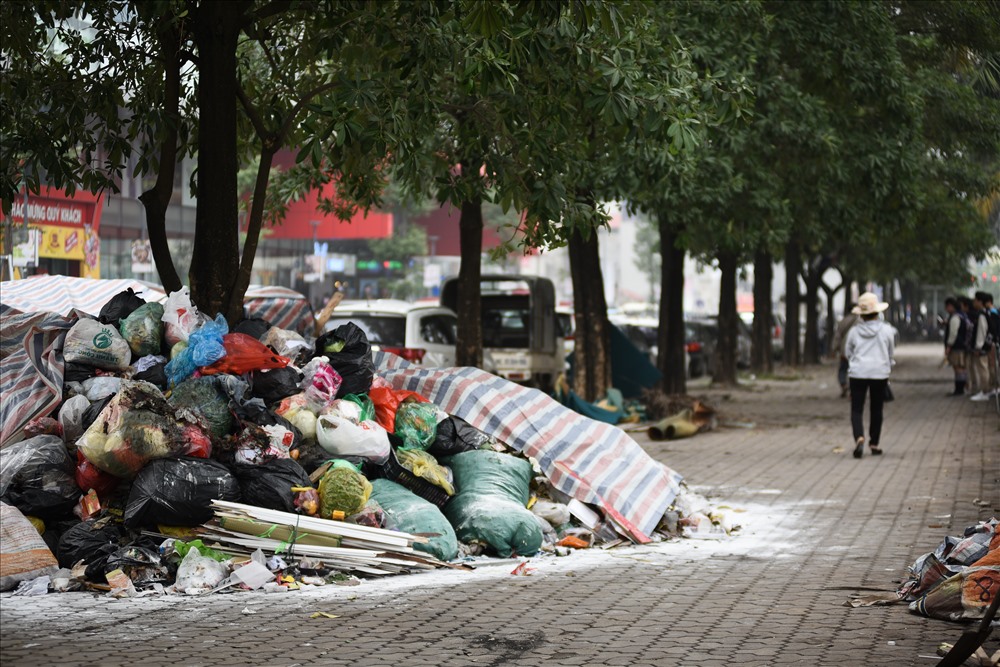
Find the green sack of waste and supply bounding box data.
[442,450,541,558]
[370,479,458,561]
[318,465,371,518]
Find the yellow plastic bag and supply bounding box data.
[396,450,455,496]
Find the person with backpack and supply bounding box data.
[943,297,969,396]
[970,292,996,401]
[846,293,896,458]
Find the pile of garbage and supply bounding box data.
[0,286,737,598]
[898,518,999,623]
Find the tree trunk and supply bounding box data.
[189,1,245,318]
[569,228,611,402]
[750,250,773,374]
[225,146,277,323]
[802,255,832,364]
[802,266,821,365]
[455,198,483,367]
[715,250,739,386]
[138,21,183,294]
[658,219,686,394]
[783,240,802,366]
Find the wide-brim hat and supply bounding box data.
[852,292,889,315]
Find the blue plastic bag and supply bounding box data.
[165,314,228,386]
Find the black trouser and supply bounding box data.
[849,378,888,445]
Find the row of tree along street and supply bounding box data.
[3,1,999,400]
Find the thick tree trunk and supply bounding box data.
[569,228,611,402]
[715,250,739,386]
[455,199,484,367]
[138,22,183,294]
[783,240,802,366]
[658,220,686,394]
[190,1,245,318]
[751,250,773,374]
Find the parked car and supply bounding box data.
[323,299,461,368]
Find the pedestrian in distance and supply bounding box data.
[969,291,996,401]
[983,292,1000,396]
[832,305,859,398]
[845,292,896,459]
[943,297,970,396]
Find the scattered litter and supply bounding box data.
[310,612,340,619]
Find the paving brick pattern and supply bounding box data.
[1,343,997,666]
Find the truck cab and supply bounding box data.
[441,275,564,391]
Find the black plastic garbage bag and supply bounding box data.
[124,457,241,529]
[104,545,172,585]
[428,416,491,458]
[315,323,375,397]
[133,362,168,389]
[251,367,302,406]
[234,458,311,513]
[58,519,130,581]
[0,435,81,520]
[41,519,81,559]
[81,394,113,432]
[64,362,98,384]
[98,288,146,327]
[234,317,271,340]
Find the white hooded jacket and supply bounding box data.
[846,319,896,380]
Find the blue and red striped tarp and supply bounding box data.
[374,352,682,543]
[0,275,166,318]
[243,286,314,336]
[0,304,78,449]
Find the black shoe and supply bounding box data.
[870,444,883,456]
[853,438,864,459]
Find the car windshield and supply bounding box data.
[420,314,458,345]
[483,308,531,348]
[324,315,405,346]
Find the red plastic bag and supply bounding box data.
[179,423,212,458]
[75,450,120,498]
[368,387,428,433]
[201,333,290,375]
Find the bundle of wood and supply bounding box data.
[198,500,445,576]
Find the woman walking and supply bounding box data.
[845,292,896,458]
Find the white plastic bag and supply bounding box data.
[63,319,131,371]
[82,376,121,402]
[174,546,228,595]
[320,399,362,423]
[262,326,311,360]
[274,393,317,440]
[162,289,201,347]
[531,500,572,528]
[316,415,390,463]
[58,395,91,442]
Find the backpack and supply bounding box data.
[985,308,999,350]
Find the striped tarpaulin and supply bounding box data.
[243,287,314,335]
[0,304,78,449]
[374,352,682,543]
[0,276,166,318]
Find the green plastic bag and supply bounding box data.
[442,450,542,557]
[343,394,375,422]
[168,376,233,438]
[370,479,458,562]
[394,402,438,451]
[119,302,165,358]
[171,538,229,563]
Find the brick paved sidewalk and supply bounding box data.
[1,343,996,666]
